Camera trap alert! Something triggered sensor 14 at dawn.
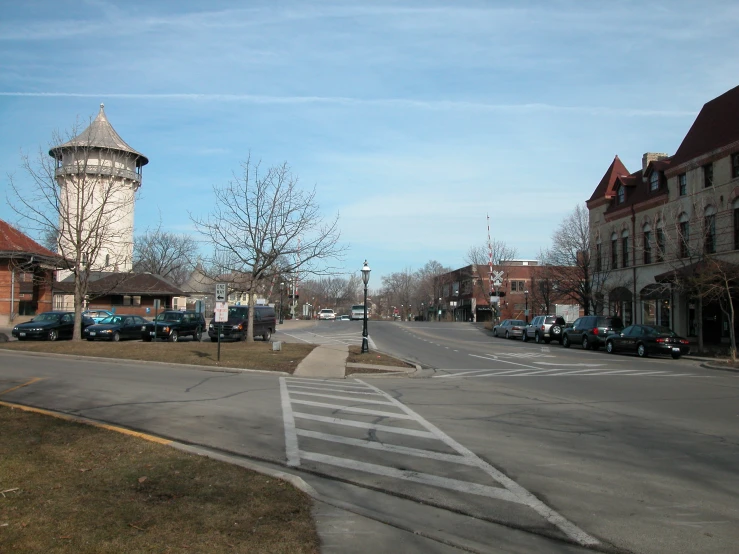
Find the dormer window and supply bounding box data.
[617,185,625,204]
[649,171,660,191]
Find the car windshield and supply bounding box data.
[646,326,678,337]
[155,312,182,321]
[511,320,525,325]
[100,316,123,325]
[34,313,61,322]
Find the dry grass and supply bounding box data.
[0,340,315,373]
[0,405,319,554]
[345,346,414,368]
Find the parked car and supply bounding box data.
[492,319,526,339]
[522,315,567,344]
[318,309,336,321]
[562,315,624,350]
[12,311,94,341]
[82,309,114,323]
[141,310,205,342]
[83,314,149,342]
[208,305,276,342]
[605,324,691,359]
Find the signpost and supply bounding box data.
[214,283,227,362]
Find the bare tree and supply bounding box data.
[381,269,416,320]
[414,260,451,318]
[465,240,517,267]
[191,155,345,341]
[543,204,608,315]
[7,114,143,339]
[133,221,197,286]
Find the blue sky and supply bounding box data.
[2,1,739,283]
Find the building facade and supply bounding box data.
[587,84,739,344]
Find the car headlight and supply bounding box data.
[209,323,214,329]
[163,326,170,333]
[234,324,243,330]
[101,329,112,334]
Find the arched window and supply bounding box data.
[617,186,625,204]
[679,213,690,258]
[649,171,660,192]
[655,221,665,261]
[704,206,716,254]
[622,229,630,267]
[643,223,652,264]
[733,198,739,250]
[596,239,602,272]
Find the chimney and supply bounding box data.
[642,152,669,174]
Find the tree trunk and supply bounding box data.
[246,290,255,343]
[697,296,704,353]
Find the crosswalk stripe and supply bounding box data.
[291,399,414,419]
[292,412,436,438]
[289,391,396,405]
[287,384,385,396]
[296,429,479,466]
[299,451,524,504]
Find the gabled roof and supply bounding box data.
[670,84,739,168]
[587,155,630,203]
[54,272,184,296]
[0,219,61,261]
[49,104,149,167]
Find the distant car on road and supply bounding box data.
[338,315,350,321]
[83,314,149,342]
[82,309,114,323]
[605,324,691,359]
[318,309,336,321]
[351,305,366,320]
[12,311,94,341]
[492,319,526,339]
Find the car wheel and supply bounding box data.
[493,329,498,337]
[262,329,272,341]
[505,331,509,339]
[582,336,590,350]
[535,333,542,344]
[522,332,529,342]
[562,335,571,348]
[637,343,648,358]
[48,329,58,341]
[606,340,615,354]
[551,325,561,335]
[671,352,681,359]
[112,331,120,342]
[169,330,179,343]
[194,328,202,342]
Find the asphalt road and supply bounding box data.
[1,320,737,553]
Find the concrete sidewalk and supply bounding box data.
[294,342,348,378]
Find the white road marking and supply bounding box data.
[296,429,479,466]
[354,379,600,546]
[291,399,414,419]
[279,377,300,467]
[289,390,396,405]
[300,451,524,503]
[292,412,437,438]
[288,384,385,396]
[533,362,606,367]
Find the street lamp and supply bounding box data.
[438,297,442,321]
[524,289,529,323]
[279,282,285,324]
[361,260,371,353]
[421,302,425,321]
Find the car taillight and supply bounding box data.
[680,339,689,344]
[592,328,599,335]
[540,325,545,330]
[655,338,666,343]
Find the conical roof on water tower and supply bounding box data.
[48,104,148,184]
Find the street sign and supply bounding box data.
[214,301,228,322]
[215,283,226,302]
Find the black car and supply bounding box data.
[83,314,149,342]
[562,315,624,350]
[605,324,691,359]
[208,305,276,342]
[11,311,94,341]
[141,310,205,342]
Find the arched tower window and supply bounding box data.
[643,223,652,264]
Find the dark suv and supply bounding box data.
[141,310,205,342]
[562,315,624,350]
[208,305,276,342]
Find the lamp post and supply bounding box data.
[279,282,285,324]
[438,297,441,321]
[361,260,371,353]
[524,289,529,323]
[421,302,425,321]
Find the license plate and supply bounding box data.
[89,331,96,336]
[672,347,680,352]
[19,332,26,337]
